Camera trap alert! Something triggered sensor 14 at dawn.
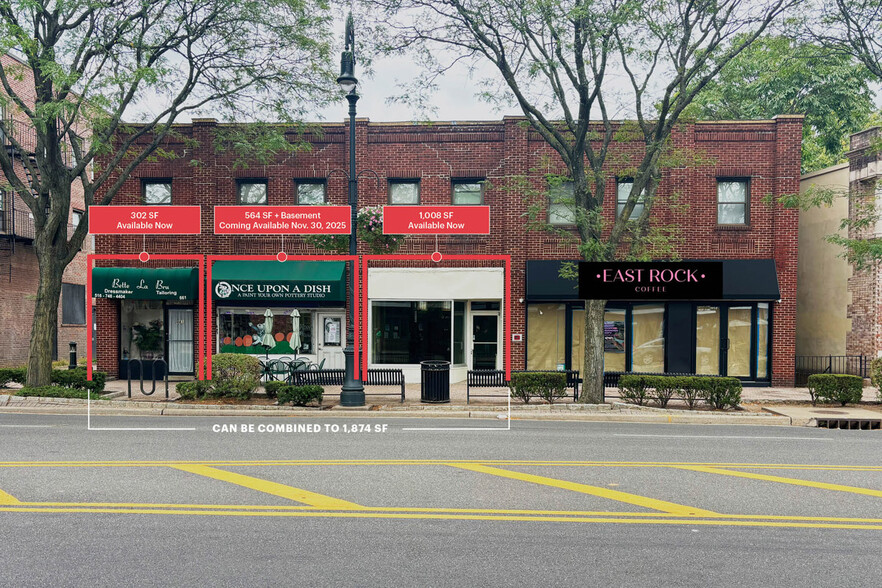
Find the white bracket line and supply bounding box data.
[401,393,511,432]
[87,395,196,432]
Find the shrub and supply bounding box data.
[645,376,678,408]
[209,353,261,400]
[176,380,212,400]
[16,386,106,400]
[700,377,742,410]
[807,374,863,406]
[870,358,882,402]
[675,377,703,409]
[277,385,323,407]
[52,358,89,369]
[264,381,286,400]
[509,372,567,404]
[0,367,27,387]
[52,368,107,394]
[618,375,650,406]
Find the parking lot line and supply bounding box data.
[170,464,364,509]
[447,463,717,516]
[675,465,882,498]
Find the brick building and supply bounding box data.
[0,52,90,367]
[94,115,802,386]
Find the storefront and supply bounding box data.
[92,267,199,379]
[211,260,347,368]
[367,267,504,383]
[525,260,778,384]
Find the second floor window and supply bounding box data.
[548,180,575,226]
[616,180,645,220]
[389,180,420,204]
[452,181,483,205]
[717,179,748,225]
[143,181,172,205]
[238,180,268,205]
[72,209,84,228]
[296,181,326,205]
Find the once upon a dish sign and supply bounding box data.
[579,262,723,300]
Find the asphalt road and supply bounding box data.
[2,413,882,587]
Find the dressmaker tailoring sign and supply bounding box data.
[579,262,723,300]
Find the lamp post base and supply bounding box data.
[340,342,365,406]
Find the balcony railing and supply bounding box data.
[0,208,36,241]
[1,118,38,154]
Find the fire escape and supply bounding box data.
[1,119,40,281]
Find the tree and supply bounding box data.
[685,35,875,173]
[0,0,335,386]
[365,0,794,402]
[817,0,882,79]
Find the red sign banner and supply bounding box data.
[88,206,201,234]
[214,206,351,235]
[382,206,490,235]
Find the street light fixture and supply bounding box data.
[338,13,365,407]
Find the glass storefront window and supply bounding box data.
[372,301,451,364]
[727,306,752,377]
[453,301,466,364]
[527,304,566,371]
[603,309,626,372]
[696,306,721,375]
[757,303,769,379]
[632,304,665,372]
[217,308,313,355]
[120,300,164,360]
[571,308,585,374]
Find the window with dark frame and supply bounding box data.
[72,209,84,229]
[142,180,172,205]
[295,180,326,205]
[388,180,420,205]
[0,189,6,232]
[62,283,86,325]
[616,179,645,219]
[237,180,268,205]
[548,180,575,225]
[717,178,749,225]
[452,180,483,205]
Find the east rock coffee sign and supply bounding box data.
[579,262,723,300]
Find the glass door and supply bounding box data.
[471,314,499,370]
[726,306,753,378]
[695,306,721,375]
[167,308,194,373]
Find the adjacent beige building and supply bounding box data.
[796,163,851,357]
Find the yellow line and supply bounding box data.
[676,466,882,499]
[0,487,20,505]
[2,506,882,529]
[170,465,363,509]
[448,463,717,516]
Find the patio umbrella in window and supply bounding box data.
[290,309,301,354]
[262,309,275,348]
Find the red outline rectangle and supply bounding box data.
[361,255,511,379]
[213,206,351,235]
[86,254,205,381]
[382,206,490,235]
[206,255,360,380]
[88,206,201,235]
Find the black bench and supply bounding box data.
[467,369,581,404]
[289,368,405,403]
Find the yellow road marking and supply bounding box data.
[2,505,882,529]
[448,463,717,516]
[676,466,882,499]
[170,465,363,509]
[0,487,20,505]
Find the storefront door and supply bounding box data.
[471,313,499,370]
[167,308,194,374]
[317,313,345,369]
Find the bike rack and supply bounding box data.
[126,358,169,399]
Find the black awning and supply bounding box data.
[528,259,780,301]
[722,259,780,300]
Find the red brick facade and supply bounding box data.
[95,116,802,385]
[1,53,90,367]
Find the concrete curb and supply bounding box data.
[0,394,792,425]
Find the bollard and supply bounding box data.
[68,341,78,370]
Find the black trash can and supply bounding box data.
[420,360,450,403]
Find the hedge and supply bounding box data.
[510,372,567,404]
[16,386,106,400]
[0,367,106,393]
[806,374,863,406]
[208,354,261,400]
[619,375,742,410]
[871,358,882,402]
[277,385,323,407]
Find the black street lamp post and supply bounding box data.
[338,14,365,406]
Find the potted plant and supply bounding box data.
[357,206,405,254]
[132,319,164,359]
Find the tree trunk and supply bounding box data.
[26,248,63,387]
[579,298,607,404]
